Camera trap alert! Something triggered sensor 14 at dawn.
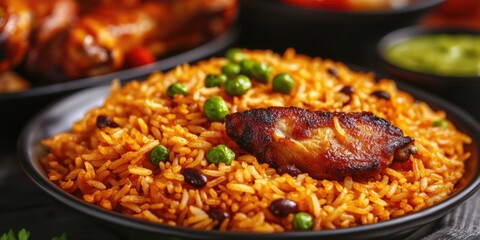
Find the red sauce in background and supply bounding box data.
[421,0,480,29]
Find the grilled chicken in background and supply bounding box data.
[0,0,237,91]
[23,0,78,83]
[27,0,237,82]
[50,2,174,80]
[0,0,32,73]
[226,107,417,180]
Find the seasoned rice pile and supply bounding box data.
[41,49,471,232]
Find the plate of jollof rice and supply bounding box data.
[19,49,480,240]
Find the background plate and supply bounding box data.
[0,26,238,137]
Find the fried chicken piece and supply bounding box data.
[0,0,32,73]
[27,0,78,46]
[225,107,417,180]
[26,0,237,82]
[23,0,78,82]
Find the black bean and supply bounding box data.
[371,90,390,100]
[268,198,298,218]
[339,86,354,96]
[42,145,51,153]
[96,115,118,128]
[182,168,208,188]
[207,207,230,223]
[327,67,340,79]
[394,145,418,162]
[277,165,302,177]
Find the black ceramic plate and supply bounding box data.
[18,73,480,240]
[0,26,238,137]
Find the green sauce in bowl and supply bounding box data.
[385,34,480,77]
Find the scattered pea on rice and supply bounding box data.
[40,49,471,232]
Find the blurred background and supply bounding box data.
[237,0,480,122]
[240,0,480,66]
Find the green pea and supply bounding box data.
[221,63,241,78]
[272,73,295,94]
[167,83,188,98]
[240,59,256,76]
[293,212,313,231]
[205,74,227,88]
[204,96,229,121]
[225,48,246,63]
[225,75,252,96]
[149,144,170,166]
[433,119,449,129]
[206,144,235,165]
[252,62,273,83]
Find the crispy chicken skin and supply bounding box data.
[225,107,417,180]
